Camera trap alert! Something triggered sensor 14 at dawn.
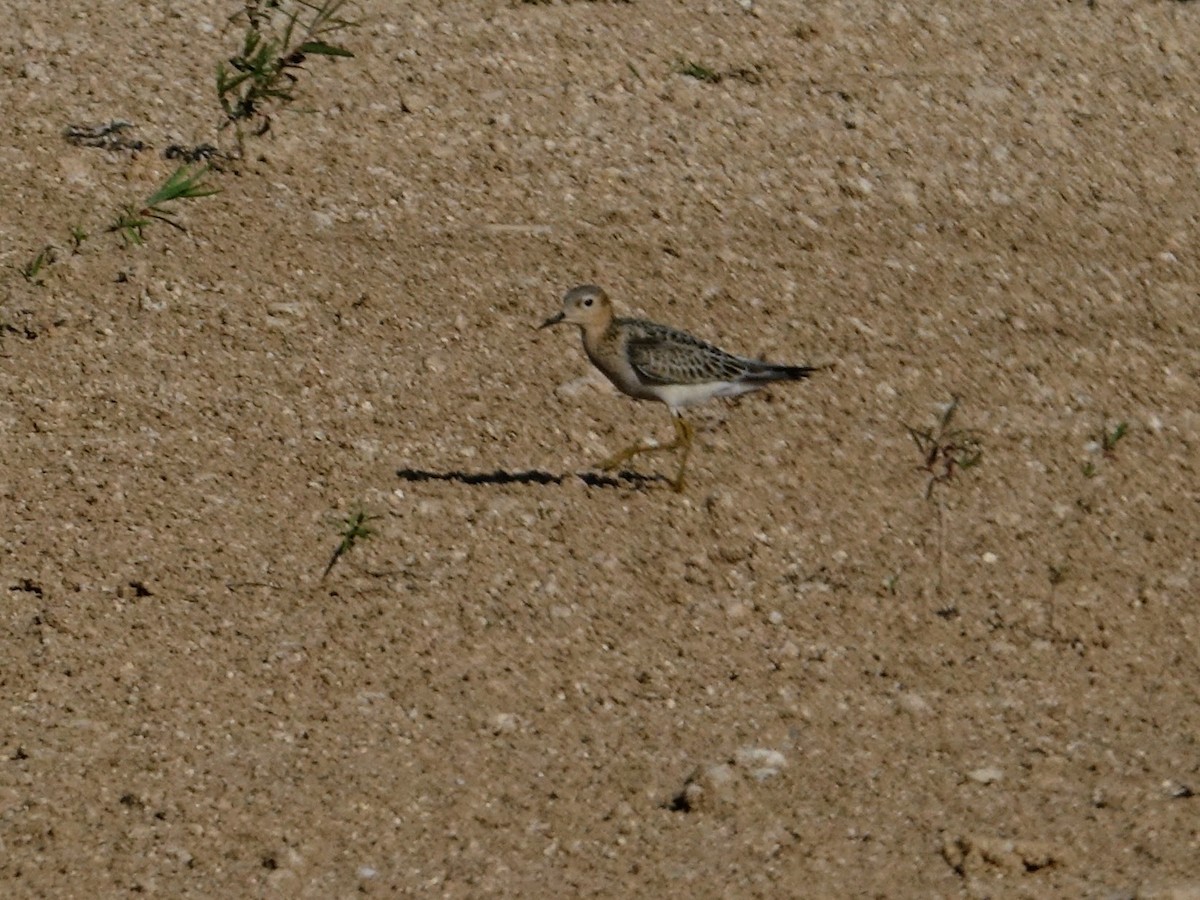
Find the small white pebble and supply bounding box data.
[735,747,787,778]
[968,766,1003,785]
[725,600,751,620]
[897,692,932,716]
[491,713,518,734]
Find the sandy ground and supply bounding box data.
[3,1,1200,896]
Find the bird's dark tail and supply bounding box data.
[747,362,818,382]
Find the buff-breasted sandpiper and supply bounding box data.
[540,284,816,491]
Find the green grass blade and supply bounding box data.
[145,165,220,207]
[297,40,354,57]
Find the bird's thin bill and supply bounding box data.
[539,311,565,329]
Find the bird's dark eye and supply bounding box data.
[583,298,593,307]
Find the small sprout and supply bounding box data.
[675,58,722,83]
[110,165,220,245]
[1083,417,1130,475]
[1101,420,1129,455]
[884,574,899,595]
[20,245,56,284]
[112,209,149,246]
[321,508,379,580]
[905,396,983,499]
[69,224,88,251]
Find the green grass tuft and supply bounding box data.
[110,165,220,246]
[322,508,380,580]
[69,224,88,251]
[20,245,57,284]
[218,0,356,149]
[1101,420,1129,455]
[906,396,983,499]
[675,58,721,83]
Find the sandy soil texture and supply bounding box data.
[3,1,1200,896]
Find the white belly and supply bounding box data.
[652,380,760,410]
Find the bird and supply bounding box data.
[539,284,816,491]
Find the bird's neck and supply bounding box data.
[580,313,616,349]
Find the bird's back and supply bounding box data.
[618,317,752,386]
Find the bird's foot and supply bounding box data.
[597,442,657,472]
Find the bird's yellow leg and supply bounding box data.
[597,414,689,473]
[669,416,693,492]
[597,441,653,471]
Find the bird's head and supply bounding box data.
[540,284,613,330]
